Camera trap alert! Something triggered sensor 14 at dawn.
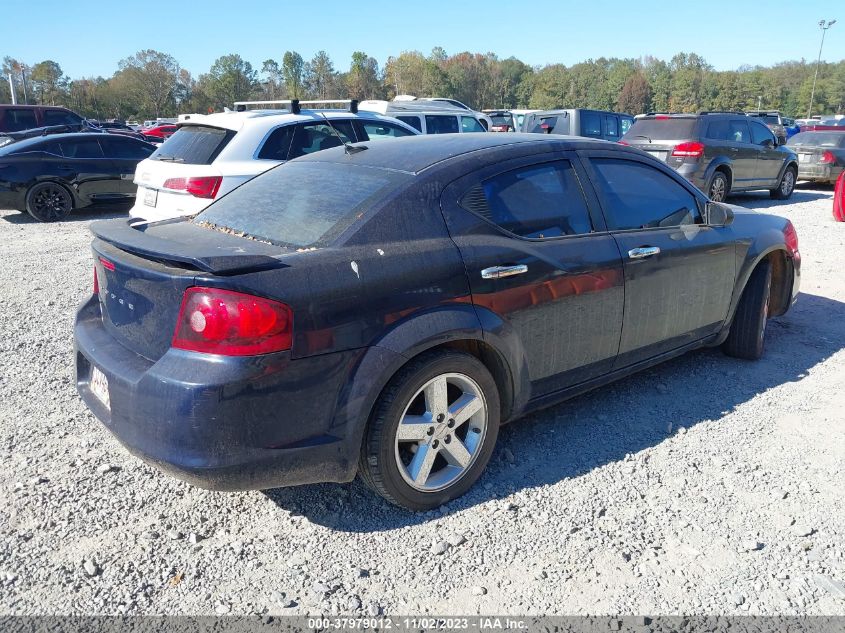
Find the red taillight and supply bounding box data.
[163,176,222,199]
[172,287,293,356]
[655,115,670,120]
[784,220,799,257]
[98,256,115,271]
[618,140,629,145]
[93,266,99,295]
[820,150,835,164]
[672,141,705,158]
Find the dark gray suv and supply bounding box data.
[622,112,799,201]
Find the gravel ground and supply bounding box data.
[1,185,844,617]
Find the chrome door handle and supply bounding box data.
[481,264,528,279]
[628,247,661,259]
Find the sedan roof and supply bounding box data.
[294,132,613,174]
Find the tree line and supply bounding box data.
[2,48,844,120]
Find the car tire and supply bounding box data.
[708,171,729,202]
[25,182,74,222]
[770,166,796,200]
[722,260,772,360]
[358,350,500,511]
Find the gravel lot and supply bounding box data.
[1,186,844,617]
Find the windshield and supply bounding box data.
[622,118,697,141]
[195,161,412,248]
[787,132,845,147]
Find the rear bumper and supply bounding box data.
[797,163,842,183]
[74,295,365,490]
[128,186,212,222]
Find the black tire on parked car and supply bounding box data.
[708,171,729,202]
[722,259,772,360]
[25,182,74,222]
[770,166,796,200]
[359,350,500,511]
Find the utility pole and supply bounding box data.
[808,19,836,119]
[757,95,762,110]
[8,73,16,105]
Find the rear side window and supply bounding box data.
[623,118,698,141]
[195,162,410,248]
[397,116,422,132]
[43,109,82,126]
[288,121,356,159]
[705,120,730,140]
[728,120,751,144]
[462,160,592,238]
[461,116,486,133]
[151,126,232,165]
[604,116,620,138]
[2,108,38,132]
[590,158,700,230]
[581,111,602,137]
[358,120,415,141]
[59,139,105,158]
[425,115,459,134]
[101,137,154,159]
[257,125,295,160]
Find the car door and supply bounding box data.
[440,152,624,397]
[98,136,155,197]
[581,152,736,368]
[56,137,121,203]
[725,118,757,188]
[749,120,783,187]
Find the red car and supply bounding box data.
[141,124,177,143]
[834,171,845,222]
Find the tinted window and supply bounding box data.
[257,125,295,160]
[490,114,514,128]
[529,115,566,134]
[59,139,105,159]
[3,108,37,132]
[623,118,697,141]
[464,161,592,238]
[604,115,620,138]
[750,121,775,145]
[195,162,411,248]
[359,121,415,141]
[787,132,845,147]
[728,120,751,144]
[590,158,700,230]
[620,117,633,135]
[581,111,602,137]
[151,126,231,165]
[705,120,731,140]
[397,116,422,132]
[425,115,459,134]
[461,116,486,133]
[43,109,82,126]
[101,137,154,159]
[288,121,356,159]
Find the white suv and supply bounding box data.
[129,100,418,222]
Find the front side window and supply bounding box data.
[461,116,486,133]
[461,160,593,239]
[59,139,105,159]
[581,111,602,137]
[590,158,700,230]
[287,121,356,159]
[359,121,415,141]
[620,117,633,135]
[425,115,459,134]
[728,120,751,144]
[101,137,154,159]
[750,121,776,145]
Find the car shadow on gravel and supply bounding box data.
[0,206,130,224]
[265,291,845,532]
[727,187,831,209]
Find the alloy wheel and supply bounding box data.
[710,176,726,202]
[781,170,795,196]
[394,372,488,492]
[29,184,71,221]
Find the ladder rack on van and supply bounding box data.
[233,99,359,114]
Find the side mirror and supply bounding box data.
[777,135,786,146]
[706,201,735,227]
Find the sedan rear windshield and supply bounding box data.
[749,115,780,125]
[623,118,698,141]
[194,162,412,248]
[150,125,233,165]
[787,132,845,147]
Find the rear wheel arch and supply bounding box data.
[765,248,794,317]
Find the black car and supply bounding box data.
[0,133,156,221]
[622,112,799,202]
[786,131,845,185]
[74,134,800,510]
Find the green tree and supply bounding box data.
[282,51,304,99]
[617,72,652,114]
[304,51,339,99]
[200,54,258,109]
[30,61,66,105]
[346,52,381,100]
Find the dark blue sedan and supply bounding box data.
[75,134,800,510]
